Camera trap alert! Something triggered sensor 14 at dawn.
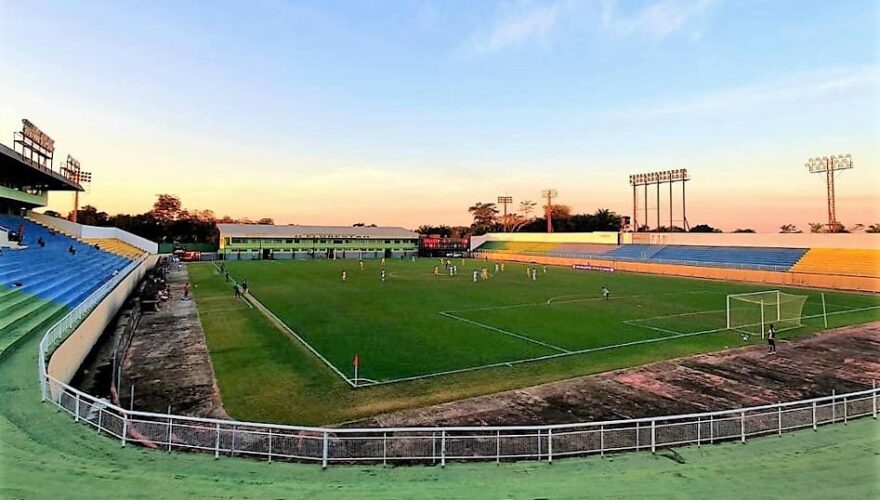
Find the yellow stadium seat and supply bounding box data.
[791,248,880,278]
[85,238,146,259]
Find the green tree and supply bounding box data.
[867,223,880,233]
[468,202,498,234]
[690,224,721,233]
[150,194,183,222]
[733,228,756,233]
[779,224,801,233]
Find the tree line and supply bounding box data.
[47,194,274,246]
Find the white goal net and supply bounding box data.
[726,290,808,338]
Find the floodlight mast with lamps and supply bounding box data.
[628,169,690,231]
[497,196,513,232]
[60,155,92,223]
[541,189,557,233]
[805,154,853,233]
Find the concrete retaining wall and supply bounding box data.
[48,259,153,385]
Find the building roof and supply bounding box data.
[217,224,418,239]
[0,142,83,191]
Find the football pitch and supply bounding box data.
[198,258,880,387]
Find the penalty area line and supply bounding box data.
[438,311,570,353]
[366,324,729,388]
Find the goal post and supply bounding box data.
[726,290,809,338]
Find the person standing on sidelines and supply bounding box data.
[767,324,777,354]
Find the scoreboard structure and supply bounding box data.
[419,235,470,257]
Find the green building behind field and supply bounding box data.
[217,223,419,260]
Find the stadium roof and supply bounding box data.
[217,224,418,239]
[0,142,83,191]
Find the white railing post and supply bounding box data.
[496,431,500,463]
[74,393,80,422]
[710,415,714,444]
[777,403,782,436]
[635,422,640,450]
[650,421,656,453]
[382,432,387,466]
[215,423,221,459]
[441,430,446,467]
[168,418,173,452]
[322,431,329,468]
[97,408,103,433]
[812,401,817,430]
[121,413,128,447]
[843,396,847,424]
[740,411,746,443]
[600,425,605,457]
[547,429,553,463]
[230,425,236,455]
[832,390,836,423]
[874,380,877,419]
[268,429,273,463]
[696,417,701,446]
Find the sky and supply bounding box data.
[0,0,878,232]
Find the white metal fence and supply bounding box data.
[41,375,879,466]
[36,256,879,467]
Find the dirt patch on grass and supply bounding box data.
[121,264,228,419]
[355,322,880,427]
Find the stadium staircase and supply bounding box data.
[790,248,880,278]
[0,214,134,352]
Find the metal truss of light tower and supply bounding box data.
[497,196,513,232]
[541,189,558,233]
[805,154,853,233]
[60,155,92,223]
[628,169,690,232]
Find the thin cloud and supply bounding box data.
[470,1,562,54]
[600,0,720,39]
[616,66,880,119]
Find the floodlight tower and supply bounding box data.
[497,195,513,232]
[61,155,92,223]
[805,154,853,233]
[541,188,557,233]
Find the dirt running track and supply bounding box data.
[358,323,880,427]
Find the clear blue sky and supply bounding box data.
[0,0,877,230]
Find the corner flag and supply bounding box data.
[353,354,360,387]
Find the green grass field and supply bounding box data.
[188,259,879,424]
[0,277,876,499]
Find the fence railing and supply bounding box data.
[36,256,879,467]
[40,371,878,466]
[38,255,147,400]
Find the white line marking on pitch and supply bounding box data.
[438,311,569,353]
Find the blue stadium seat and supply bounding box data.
[649,245,806,270]
[0,215,133,307]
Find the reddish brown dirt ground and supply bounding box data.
[121,264,228,419]
[356,322,880,427]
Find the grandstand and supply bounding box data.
[472,231,880,291]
